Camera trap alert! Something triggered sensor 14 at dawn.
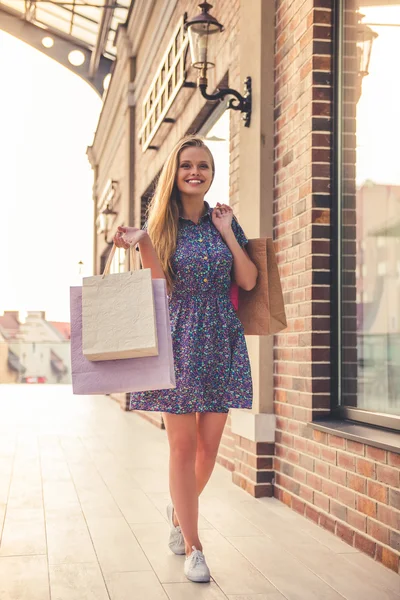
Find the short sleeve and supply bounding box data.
[231,216,248,248]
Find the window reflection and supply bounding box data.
[341,2,400,416]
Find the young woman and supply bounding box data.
[113,136,257,583]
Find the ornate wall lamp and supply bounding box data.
[356,14,378,102]
[99,204,118,244]
[185,2,252,127]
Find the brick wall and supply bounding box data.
[275,432,400,572]
[273,0,400,573]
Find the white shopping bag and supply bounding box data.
[82,245,158,361]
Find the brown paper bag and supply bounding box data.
[237,238,287,335]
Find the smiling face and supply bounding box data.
[175,146,214,197]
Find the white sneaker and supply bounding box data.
[184,546,211,583]
[166,503,185,555]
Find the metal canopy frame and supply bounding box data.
[0,0,131,95]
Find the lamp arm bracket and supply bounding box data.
[198,76,252,127]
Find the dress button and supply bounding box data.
[204,256,208,260]
[199,238,203,242]
[203,278,208,283]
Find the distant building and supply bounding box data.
[0,311,70,384]
[0,311,26,382]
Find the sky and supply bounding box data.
[0,31,101,322]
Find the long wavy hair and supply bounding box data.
[146,136,215,292]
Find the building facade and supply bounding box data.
[88,0,400,573]
[0,311,71,384]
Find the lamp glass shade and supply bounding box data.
[357,23,378,76]
[98,213,107,234]
[187,22,219,70]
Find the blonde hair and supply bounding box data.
[146,136,215,292]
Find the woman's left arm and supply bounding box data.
[213,203,258,291]
[222,229,258,291]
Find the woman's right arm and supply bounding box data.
[113,227,165,280]
[137,233,165,280]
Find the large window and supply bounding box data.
[336,1,400,429]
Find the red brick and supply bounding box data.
[279,488,292,508]
[322,479,338,498]
[376,465,400,487]
[299,484,314,503]
[321,446,336,464]
[305,504,320,524]
[377,504,400,530]
[367,519,390,545]
[347,473,366,494]
[306,440,321,458]
[299,453,314,471]
[315,460,329,478]
[356,496,377,518]
[293,466,307,484]
[287,448,300,464]
[312,429,327,444]
[330,499,347,522]
[320,513,335,533]
[336,522,355,547]
[337,451,356,472]
[291,496,306,515]
[388,452,400,468]
[328,434,346,449]
[366,446,387,463]
[356,458,376,479]
[347,508,367,532]
[337,486,356,509]
[346,440,365,456]
[293,436,307,452]
[314,490,330,512]
[367,480,388,504]
[354,533,376,558]
[306,472,322,491]
[376,546,400,573]
[329,465,346,486]
[389,488,400,510]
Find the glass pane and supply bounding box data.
[70,15,100,35]
[340,1,400,415]
[0,0,25,15]
[35,9,71,34]
[70,26,98,47]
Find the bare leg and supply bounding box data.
[195,412,228,496]
[163,412,201,555]
[171,412,228,529]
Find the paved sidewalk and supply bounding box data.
[0,385,398,600]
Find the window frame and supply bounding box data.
[331,0,400,433]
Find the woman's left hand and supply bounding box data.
[212,203,233,239]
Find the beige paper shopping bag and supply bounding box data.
[82,245,158,361]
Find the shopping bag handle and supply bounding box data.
[102,244,138,279]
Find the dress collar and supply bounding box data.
[179,201,213,223]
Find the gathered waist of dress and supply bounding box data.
[169,287,230,302]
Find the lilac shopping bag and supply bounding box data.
[70,279,176,395]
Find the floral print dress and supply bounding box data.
[129,203,253,414]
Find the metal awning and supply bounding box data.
[0,0,131,94]
[50,349,68,374]
[8,350,26,373]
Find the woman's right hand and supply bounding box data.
[113,226,147,249]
